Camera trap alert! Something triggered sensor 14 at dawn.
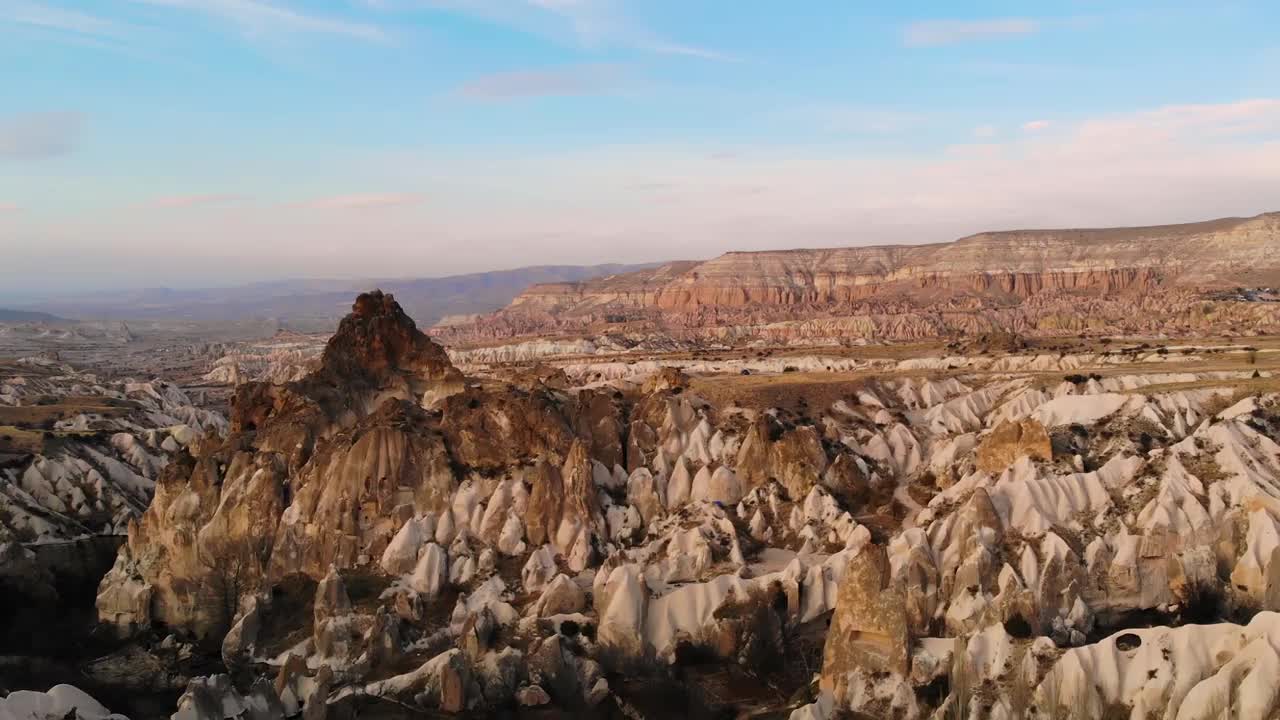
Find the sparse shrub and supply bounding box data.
[595,640,667,678]
[1004,614,1033,639]
[1179,579,1225,624]
[727,587,787,674]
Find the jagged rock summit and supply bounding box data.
[315,289,460,392]
[231,290,464,441]
[98,291,470,635]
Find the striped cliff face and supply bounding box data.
[433,211,1280,346]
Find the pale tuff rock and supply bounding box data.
[379,513,436,575]
[527,573,585,617]
[406,542,448,598]
[690,465,744,505]
[333,648,470,712]
[1036,614,1280,720]
[625,467,664,524]
[665,457,693,509]
[0,684,128,720]
[221,594,263,667]
[171,674,285,720]
[95,551,153,629]
[450,576,517,634]
[520,545,559,594]
[596,564,648,656]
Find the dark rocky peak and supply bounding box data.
[230,292,464,443]
[317,290,460,388]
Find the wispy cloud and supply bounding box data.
[427,0,731,60]
[146,193,241,209]
[0,111,85,161]
[1022,119,1051,131]
[903,18,1040,47]
[1073,98,1280,145]
[2,0,129,39]
[302,192,423,209]
[973,124,997,138]
[459,64,627,100]
[643,40,736,62]
[133,0,387,42]
[0,202,19,212]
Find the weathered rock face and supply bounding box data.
[975,418,1052,473]
[439,387,577,471]
[735,417,831,500]
[820,545,911,699]
[95,291,631,639]
[435,212,1280,345]
[96,292,474,636]
[269,401,455,579]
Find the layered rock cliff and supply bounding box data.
[435,212,1280,345]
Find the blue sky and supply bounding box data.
[2,0,1279,295]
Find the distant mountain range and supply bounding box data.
[435,211,1280,344]
[0,308,68,323]
[18,264,661,330]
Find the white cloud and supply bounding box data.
[2,0,128,39]
[904,18,1040,47]
[1075,98,1280,143]
[427,0,731,60]
[133,0,387,42]
[1022,119,1051,131]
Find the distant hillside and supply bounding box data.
[23,263,661,330]
[0,308,67,323]
[435,211,1280,344]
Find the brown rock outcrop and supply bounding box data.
[820,545,911,698]
[735,416,831,499]
[96,292,478,636]
[975,418,1053,473]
